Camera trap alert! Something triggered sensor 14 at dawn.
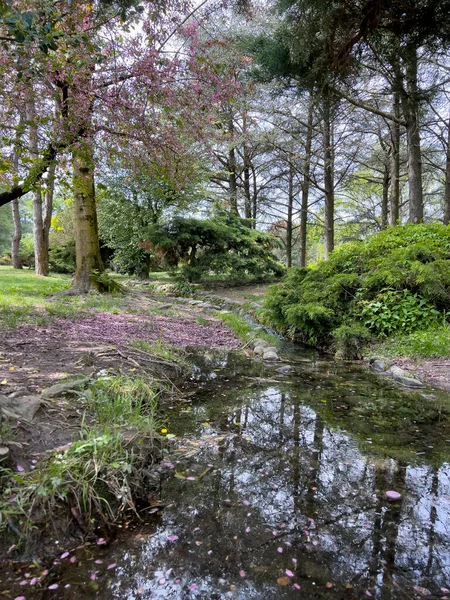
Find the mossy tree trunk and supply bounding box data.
[70,142,104,293]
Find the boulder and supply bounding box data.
[253,339,270,349]
[389,366,424,388]
[263,350,280,361]
[254,346,266,356]
[370,359,389,373]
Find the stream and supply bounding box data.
[3,343,450,599]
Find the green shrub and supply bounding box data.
[332,323,372,359]
[146,212,286,284]
[262,224,450,349]
[49,242,76,274]
[360,289,440,336]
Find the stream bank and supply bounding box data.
[1,343,450,599]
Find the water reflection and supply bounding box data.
[3,350,450,599]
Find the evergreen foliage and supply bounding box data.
[262,224,450,354]
[146,212,286,283]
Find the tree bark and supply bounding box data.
[71,142,104,293]
[444,111,450,225]
[28,98,50,276]
[299,98,313,267]
[389,89,401,226]
[381,162,389,230]
[11,199,22,269]
[10,116,23,269]
[286,163,294,268]
[227,110,238,215]
[242,111,252,220]
[323,91,334,259]
[403,42,424,223]
[251,164,258,227]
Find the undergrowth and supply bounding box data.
[0,375,163,540]
[375,323,450,360]
[216,312,279,347]
[261,224,450,358]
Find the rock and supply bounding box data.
[265,346,279,354]
[254,346,266,356]
[0,447,10,461]
[263,351,280,361]
[389,366,424,388]
[0,394,42,421]
[421,393,437,401]
[276,365,293,374]
[370,359,389,372]
[385,490,402,501]
[253,339,270,349]
[41,376,91,399]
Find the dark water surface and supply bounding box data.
[3,346,450,599]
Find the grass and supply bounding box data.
[0,267,70,327]
[0,374,163,537]
[373,323,450,360]
[216,312,280,347]
[0,267,152,328]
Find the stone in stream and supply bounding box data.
[254,346,266,356]
[276,365,293,375]
[263,350,280,361]
[369,359,391,373]
[389,366,424,388]
[253,339,270,349]
[385,490,402,502]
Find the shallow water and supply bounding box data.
[3,345,450,599]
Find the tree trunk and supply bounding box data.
[389,89,401,226]
[11,199,22,269]
[251,164,258,227]
[71,143,104,293]
[381,162,389,230]
[28,97,51,276]
[323,92,334,259]
[43,161,56,268]
[299,98,313,267]
[403,42,424,223]
[444,111,450,225]
[243,151,251,220]
[227,111,238,215]
[286,163,294,268]
[10,116,23,269]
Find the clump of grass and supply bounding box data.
[0,375,163,539]
[216,312,279,347]
[1,429,155,536]
[375,324,450,360]
[87,375,160,430]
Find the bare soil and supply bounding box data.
[0,294,240,468]
[392,357,450,392]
